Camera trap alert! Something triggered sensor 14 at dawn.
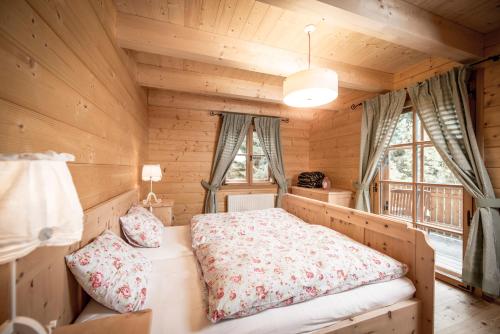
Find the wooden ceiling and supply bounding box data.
[113,0,497,108]
[115,0,428,74]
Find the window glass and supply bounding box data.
[389,112,413,145]
[252,156,269,181]
[252,132,264,155]
[386,148,413,182]
[423,147,459,184]
[238,136,247,154]
[226,155,246,182]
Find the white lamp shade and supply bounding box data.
[283,68,338,108]
[142,164,162,182]
[0,152,84,265]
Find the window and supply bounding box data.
[225,126,272,185]
[378,111,465,277]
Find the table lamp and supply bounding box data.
[0,151,83,334]
[142,164,162,205]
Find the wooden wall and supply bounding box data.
[0,0,147,326]
[309,92,375,192]
[309,42,500,198]
[145,89,311,225]
[482,30,500,196]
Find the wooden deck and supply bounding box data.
[435,280,500,333]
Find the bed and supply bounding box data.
[75,194,434,334]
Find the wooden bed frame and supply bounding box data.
[282,193,435,334]
[39,190,433,333]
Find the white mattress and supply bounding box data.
[76,226,416,334]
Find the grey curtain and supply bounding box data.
[354,90,407,212]
[254,117,287,207]
[408,67,499,296]
[201,113,252,213]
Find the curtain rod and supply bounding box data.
[209,111,290,123]
[348,56,500,112]
[468,54,500,67]
[350,103,414,111]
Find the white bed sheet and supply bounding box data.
[76,226,416,334]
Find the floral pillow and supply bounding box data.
[120,205,163,248]
[65,230,152,313]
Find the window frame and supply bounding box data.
[377,109,469,279]
[378,110,463,225]
[224,125,274,186]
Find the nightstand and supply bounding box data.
[142,199,174,226]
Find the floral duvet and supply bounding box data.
[191,208,408,323]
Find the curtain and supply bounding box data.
[254,116,287,207]
[201,113,252,213]
[408,67,499,296]
[354,90,407,212]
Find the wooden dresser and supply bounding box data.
[291,186,353,207]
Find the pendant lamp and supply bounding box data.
[283,25,338,108]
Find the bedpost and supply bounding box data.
[415,230,435,334]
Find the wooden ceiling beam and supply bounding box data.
[136,62,283,102]
[259,0,484,62]
[116,13,393,92]
[136,60,364,110]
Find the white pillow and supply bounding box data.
[120,206,163,248]
[65,230,152,313]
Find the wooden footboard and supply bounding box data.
[282,194,435,334]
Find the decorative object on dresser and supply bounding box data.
[291,186,353,207]
[0,152,84,334]
[142,164,162,206]
[297,171,325,188]
[141,199,174,226]
[322,176,331,189]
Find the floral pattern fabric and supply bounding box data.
[65,230,152,313]
[191,208,408,322]
[120,205,163,248]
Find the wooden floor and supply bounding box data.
[435,280,500,333]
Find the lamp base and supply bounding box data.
[0,317,47,334]
[142,191,162,206]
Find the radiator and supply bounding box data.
[227,194,276,212]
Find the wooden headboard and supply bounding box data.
[282,194,435,334]
[0,188,139,327]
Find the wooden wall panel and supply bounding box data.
[309,103,369,193]
[0,0,147,326]
[145,89,311,225]
[482,31,500,196]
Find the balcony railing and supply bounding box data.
[382,183,463,236]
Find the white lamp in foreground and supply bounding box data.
[142,164,162,205]
[283,24,339,108]
[0,151,83,334]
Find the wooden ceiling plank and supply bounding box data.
[116,13,393,92]
[258,0,484,62]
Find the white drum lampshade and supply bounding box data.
[0,151,83,264]
[142,164,162,182]
[283,68,339,108]
[142,164,162,205]
[0,151,83,334]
